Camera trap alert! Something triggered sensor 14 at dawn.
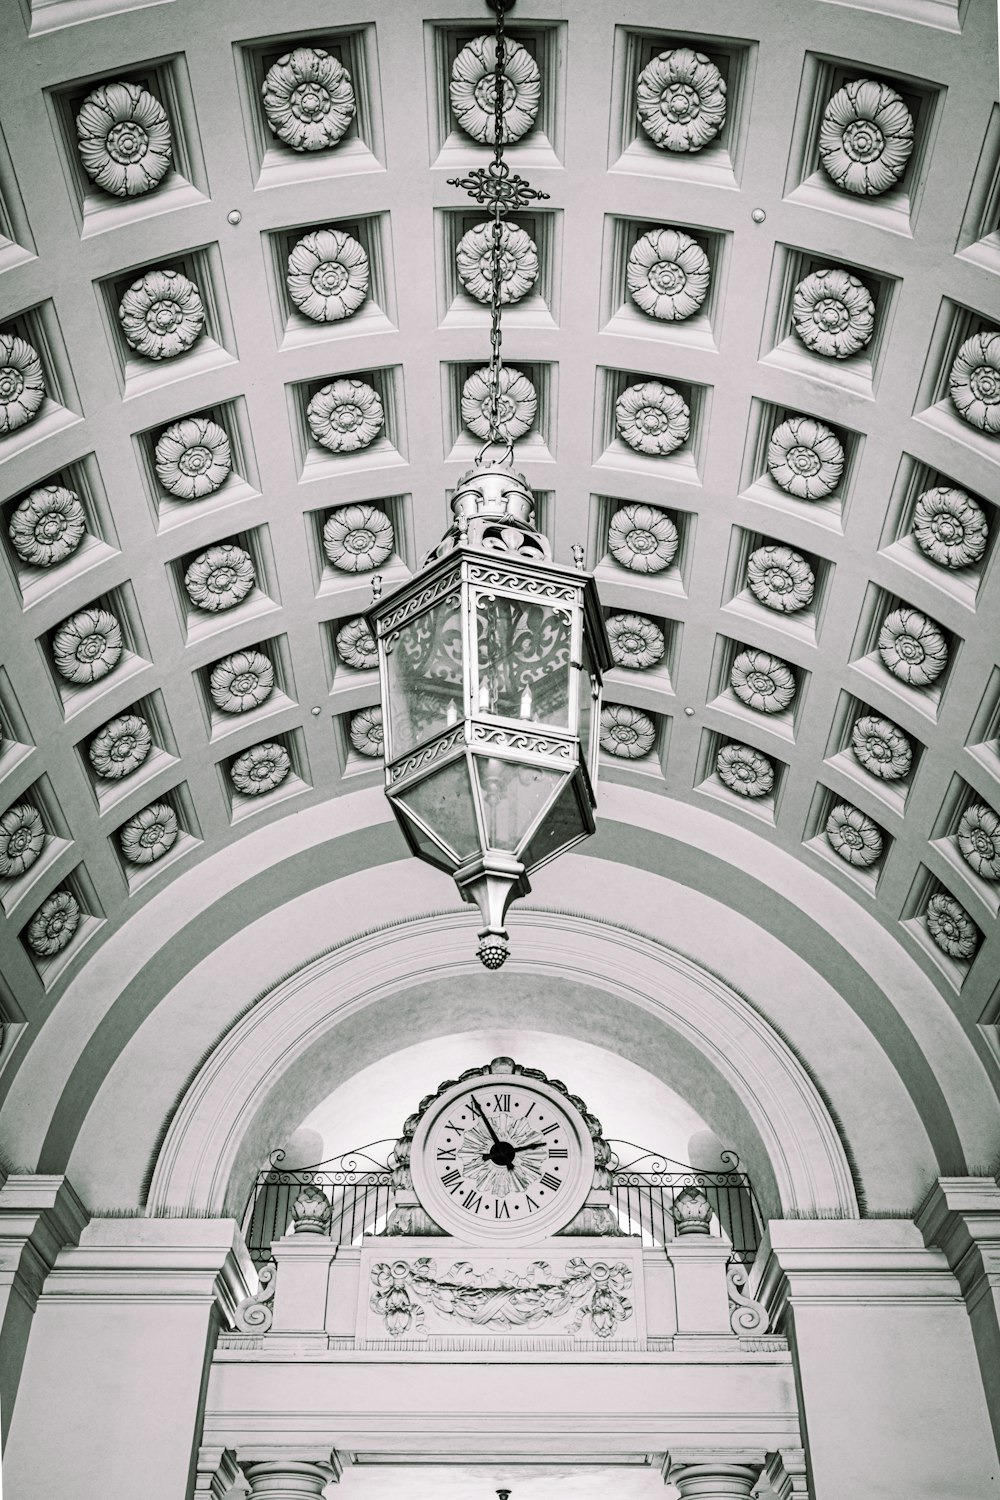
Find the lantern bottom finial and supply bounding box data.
[454,851,530,971]
[477,932,510,970]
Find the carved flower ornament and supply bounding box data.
[912,487,988,570]
[261,48,356,153]
[209,649,275,715]
[818,78,913,197]
[230,741,291,797]
[118,268,205,361]
[119,801,178,866]
[0,802,45,878]
[949,331,1000,436]
[462,366,537,442]
[766,416,844,501]
[717,742,774,799]
[925,892,978,960]
[350,704,384,757]
[599,703,656,759]
[605,613,665,671]
[287,229,369,323]
[9,486,86,568]
[730,649,796,714]
[25,888,80,957]
[746,545,815,613]
[307,379,384,453]
[792,268,875,360]
[336,617,379,670]
[184,544,256,613]
[615,381,690,456]
[826,802,883,868]
[0,334,45,435]
[450,35,541,146]
[957,803,1000,882]
[52,607,123,685]
[456,221,538,305]
[88,713,153,780]
[608,503,678,573]
[851,714,912,781]
[323,504,394,573]
[155,415,232,500]
[75,81,172,198]
[626,228,710,322]
[635,48,727,153]
[877,607,948,688]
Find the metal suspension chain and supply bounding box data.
[485,0,508,450]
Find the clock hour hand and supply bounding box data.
[511,1139,545,1152]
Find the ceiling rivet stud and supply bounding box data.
[227,209,242,226]
[684,707,695,717]
[751,208,766,224]
[311,706,322,717]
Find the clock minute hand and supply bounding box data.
[469,1093,503,1148]
[511,1139,546,1152]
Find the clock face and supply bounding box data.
[409,1075,595,1243]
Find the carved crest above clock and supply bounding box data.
[387,1057,620,1245]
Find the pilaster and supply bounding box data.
[762,1448,810,1498]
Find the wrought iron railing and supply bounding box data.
[241,1139,763,1269]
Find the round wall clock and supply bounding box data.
[409,1072,595,1243]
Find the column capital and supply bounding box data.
[241,1448,341,1496]
[664,1451,765,1498]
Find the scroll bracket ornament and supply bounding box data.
[726,1260,770,1336]
[232,1260,276,1334]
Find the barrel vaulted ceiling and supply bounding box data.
[0,0,998,1198]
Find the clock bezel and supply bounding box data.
[410,1073,596,1244]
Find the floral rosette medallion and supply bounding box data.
[323,504,394,574]
[119,802,178,866]
[717,742,774,799]
[818,79,913,197]
[615,381,689,456]
[89,713,153,780]
[730,649,796,714]
[605,613,665,671]
[949,331,1000,435]
[851,714,911,781]
[118,268,205,361]
[792,268,875,360]
[925,892,977,959]
[0,334,45,436]
[462,366,537,442]
[75,81,173,198]
[25,888,80,958]
[307,379,384,454]
[52,607,123,685]
[9,486,86,568]
[335,617,379,670]
[766,416,844,501]
[607,503,678,574]
[287,229,369,323]
[261,48,356,153]
[599,703,656,759]
[911,487,988,570]
[350,705,384,758]
[826,803,883,868]
[635,48,726,153]
[627,228,710,321]
[184,544,256,613]
[877,607,948,688]
[456,221,539,305]
[155,416,232,500]
[210,650,275,715]
[450,35,541,146]
[957,804,1000,881]
[0,802,45,878]
[230,741,291,797]
[746,545,815,613]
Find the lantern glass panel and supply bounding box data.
[385,594,464,759]
[476,757,563,853]
[578,638,596,778]
[521,775,588,874]
[396,757,481,864]
[476,594,572,728]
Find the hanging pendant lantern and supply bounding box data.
[367,461,610,969]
